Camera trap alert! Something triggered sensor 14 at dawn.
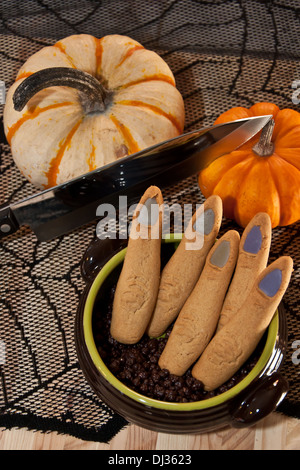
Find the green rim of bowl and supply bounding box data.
[83,233,279,411]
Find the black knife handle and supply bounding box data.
[0,204,19,239]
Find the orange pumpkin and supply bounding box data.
[198,102,300,228]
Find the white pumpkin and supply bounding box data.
[4,34,185,189]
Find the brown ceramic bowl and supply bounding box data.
[75,235,289,433]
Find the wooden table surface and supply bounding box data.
[1,413,299,450]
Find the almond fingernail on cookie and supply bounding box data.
[110,186,163,344]
[147,195,223,338]
[217,212,272,331]
[192,256,293,391]
[158,230,240,376]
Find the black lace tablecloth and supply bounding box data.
[0,0,299,442]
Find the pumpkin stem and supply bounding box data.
[13,67,112,114]
[252,118,275,157]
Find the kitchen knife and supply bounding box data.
[0,114,272,241]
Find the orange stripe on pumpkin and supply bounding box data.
[6,101,74,145]
[116,99,183,134]
[95,37,104,77]
[87,143,97,171]
[16,71,34,81]
[45,119,83,188]
[117,45,144,67]
[54,41,77,68]
[110,115,140,154]
[120,74,176,89]
[16,43,77,81]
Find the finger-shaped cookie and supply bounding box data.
[147,195,223,338]
[217,212,272,331]
[192,256,293,391]
[158,230,240,376]
[110,186,163,344]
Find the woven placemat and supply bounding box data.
[0,0,299,442]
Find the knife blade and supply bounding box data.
[0,114,272,241]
